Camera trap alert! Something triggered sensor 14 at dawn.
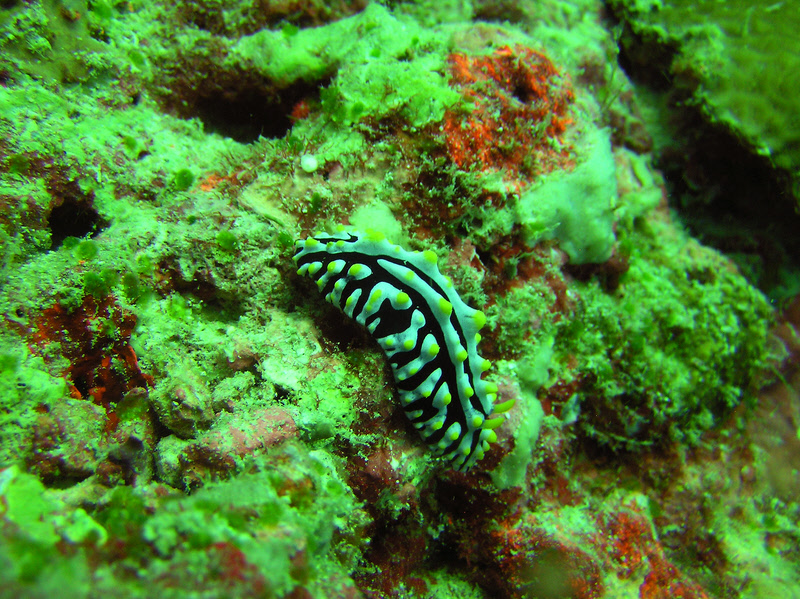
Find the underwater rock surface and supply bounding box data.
[0,1,798,598]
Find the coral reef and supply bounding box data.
[608,0,800,193]
[0,0,798,598]
[606,0,800,299]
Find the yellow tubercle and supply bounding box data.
[492,398,515,413]
[438,298,453,316]
[366,229,386,242]
[422,250,438,264]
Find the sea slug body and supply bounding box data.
[294,228,513,470]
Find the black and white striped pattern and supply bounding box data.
[294,228,512,470]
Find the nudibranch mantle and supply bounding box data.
[294,228,512,470]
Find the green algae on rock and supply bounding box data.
[608,0,800,202]
[563,223,774,449]
[0,0,795,596]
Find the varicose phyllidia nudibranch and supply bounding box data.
[293,227,514,471]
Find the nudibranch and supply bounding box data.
[293,228,513,470]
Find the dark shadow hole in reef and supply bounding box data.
[47,193,108,250]
[174,0,368,38]
[472,0,527,24]
[611,13,800,302]
[656,115,800,293]
[158,51,332,144]
[191,83,295,144]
